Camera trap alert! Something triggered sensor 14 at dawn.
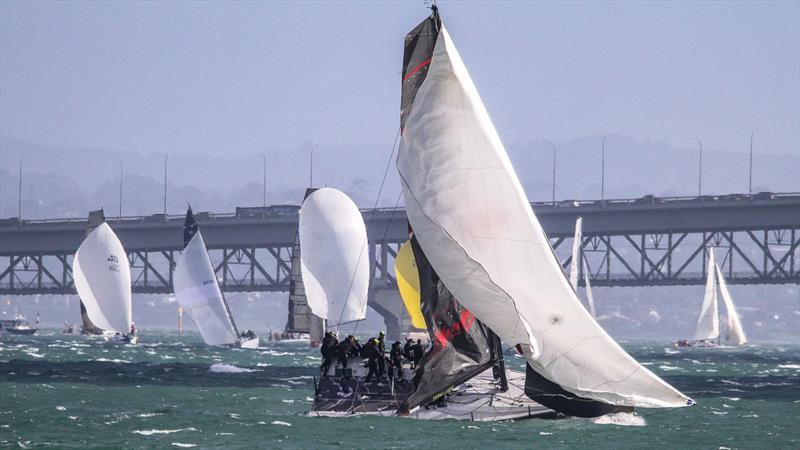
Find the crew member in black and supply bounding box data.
[403,338,414,360]
[411,339,424,369]
[377,331,387,379]
[337,336,355,372]
[349,337,362,357]
[364,338,381,383]
[320,331,338,377]
[389,341,403,379]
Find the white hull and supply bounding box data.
[238,336,260,349]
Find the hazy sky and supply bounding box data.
[1,1,798,157]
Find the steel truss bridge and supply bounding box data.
[1,193,798,298]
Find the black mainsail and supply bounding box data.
[397,231,497,413]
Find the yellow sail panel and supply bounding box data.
[394,240,427,329]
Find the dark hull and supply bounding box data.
[313,375,413,414]
[2,328,37,335]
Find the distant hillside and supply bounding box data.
[1,135,797,219]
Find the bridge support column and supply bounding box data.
[367,289,420,341]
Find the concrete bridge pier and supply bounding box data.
[367,289,419,341]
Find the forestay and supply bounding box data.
[174,230,239,346]
[694,249,720,341]
[715,263,747,345]
[73,223,132,334]
[397,18,691,408]
[299,188,369,324]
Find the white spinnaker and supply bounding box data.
[299,188,369,323]
[693,249,720,341]
[715,262,747,346]
[174,231,239,346]
[569,217,582,291]
[397,25,691,408]
[73,223,132,334]
[582,258,597,318]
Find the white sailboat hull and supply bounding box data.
[238,336,260,349]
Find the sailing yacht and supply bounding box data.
[284,189,325,347]
[568,217,597,318]
[174,207,259,349]
[396,6,692,417]
[73,209,137,344]
[675,248,747,348]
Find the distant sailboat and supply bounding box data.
[298,188,370,328]
[73,209,136,344]
[285,188,325,346]
[174,207,259,348]
[676,248,747,348]
[568,217,597,318]
[396,7,692,417]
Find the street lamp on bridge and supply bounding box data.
[17,156,26,219]
[694,137,702,196]
[749,128,757,196]
[548,141,556,204]
[261,153,267,207]
[601,134,609,201]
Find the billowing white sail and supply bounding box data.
[693,249,720,341]
[715,263,747,345]
[73,223,132,334]
[174,231,239,346]
[569,217,582,291]
[397,24,691,408]
[299,188,369,324]
[582,258,597,318]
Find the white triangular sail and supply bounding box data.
[73,223,132,334]
[174,231,239,346]
[582,258,597,318]
[397,25,691,408]
[299,188,369,324]
[715,262,747,345]
[693,249,720,341]
[569,217,582,291]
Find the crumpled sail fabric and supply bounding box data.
[299,188,369,323]
[394,240,427,329]
[73,223,132,334]
[399,234,496,413]
[397,15,692,408]
[715,263,747,345]
[694,249,720,341]
[174,213,239,346]
[569,217,583,291]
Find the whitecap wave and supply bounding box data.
[592,412,646,427]
[171,444,196,448]
[209,363,259,373]
[271,421,292,427]
[133,428,197,436]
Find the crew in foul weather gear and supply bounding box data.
[320,331,338,376]
[389,341,403,379]
[364,338,381,382]
[377,332,387,378]
[411,339,424,369]
[403,338,414,360]
[337,336,356,371]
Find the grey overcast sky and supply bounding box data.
[1,1,798,157]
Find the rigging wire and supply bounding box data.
[333,126,402,332]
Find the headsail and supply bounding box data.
[715,262,747,345]
[583,258,597,318]
[399,232,496,413]
[397,10,691,411]
[569,217,582,290]
[174,207,239,346]
[299,188,369,324]
[73,222,132,334]
[694,249,720,341]
[394,240,427,329]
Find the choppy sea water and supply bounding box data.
[1,330,798,449]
